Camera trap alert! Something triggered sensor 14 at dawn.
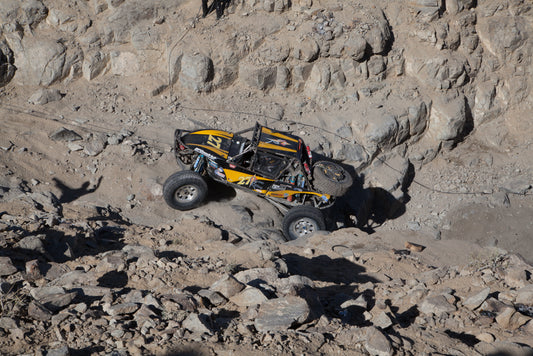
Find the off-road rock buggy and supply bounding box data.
[163,123,353,240]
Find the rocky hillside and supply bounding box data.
[1,0,533,355]
[1,0,532,207]
[1,189,533,355]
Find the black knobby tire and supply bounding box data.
[282,206,326,241]
[163,171,208,211]
[312,161,353,197]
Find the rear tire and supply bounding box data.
[282,206,326,240]
[163,171,208,210]
[312,161,353,197]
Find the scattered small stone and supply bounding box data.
[463,287,490,310]
[0,317,18,331]
[28,301,53,321]
[515,285,533,306]
[182,313,213,335]
[477,332,495,343]
[407,221,421,231]
[230,286,268,307]
[210,274,245,299]
[405,241,424,252]
[419,295,456,316]
[106,302,140,316]
[0,257,17,276]
[45,345,70,356]
[364,326,393,356]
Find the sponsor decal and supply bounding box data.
[215,167,226,179]
[266,138,290,146]
[194,148,217,161]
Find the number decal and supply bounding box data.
[207,135,222,149]
[237,176,252,186]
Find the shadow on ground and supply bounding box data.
[53,177,102,204]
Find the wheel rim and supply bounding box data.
[174,184,198,203]
[290,217,319,238]
[321,163,345,182]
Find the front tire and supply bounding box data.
[282,206,326,240]
[312,161,353,197]
[163,171,208,210]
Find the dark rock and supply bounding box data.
[254,296,310,332]
[198,289,228,307]
[49,128,83,142]
[106,302,140,316]
[38,292,77,312]
[28,301,53,321]
[16,235,45,254]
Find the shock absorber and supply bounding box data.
[193,155,205,173]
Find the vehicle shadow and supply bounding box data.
[282,253,382,326]
[311,154,407,234]
[283,253,379,285]
[205,178,237,203]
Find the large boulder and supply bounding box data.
[255,38,290,64]
[82,51,109,81]
[446,0,475,15]
[342,33,368,61]
[362,9,392,54]
[473,81,502,126]
[476,16,530,61]
[179,53,214,92]
[304,61,331,95]
[408,0,442,21]
[8,36,66,86]
[426,94,467,142]
[292,37,320,62]
[239,62,276,90]
[254,296,310,332]
[354,112,399,151]
[104,1,157,44]
[0,0,48,28]
[404,42,468,90]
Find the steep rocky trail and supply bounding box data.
[1,0,533,355]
